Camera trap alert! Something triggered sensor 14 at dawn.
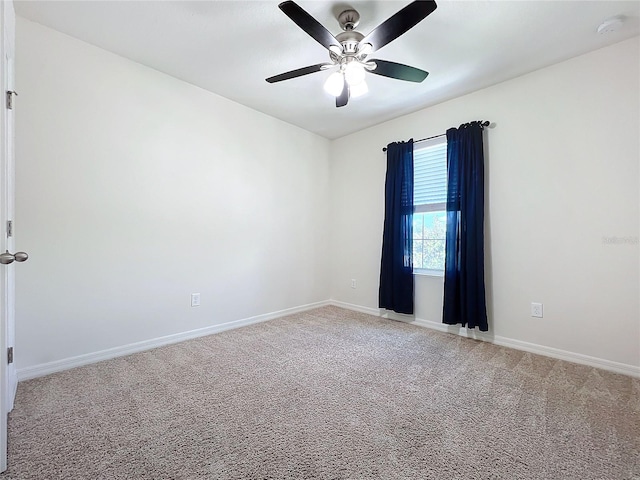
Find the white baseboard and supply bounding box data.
[329,300,381,317]
[330,300,640,379]
[329,300,416,323]
[17,300,331,381]
[19,299,640,381]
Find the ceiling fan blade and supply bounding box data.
[266,63,330,83]
[360,1,437,52]
[368,59,429,82]
[336,83,349,107]
[279,1,340,51]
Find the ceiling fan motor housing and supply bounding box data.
[336,30,364,54]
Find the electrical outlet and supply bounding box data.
[531,302,543,318]
[191,293,201,307]
[351,279,357,289]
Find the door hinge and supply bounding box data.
[7,347,13,364]
[6,220,12,238]
[6,90,17,110]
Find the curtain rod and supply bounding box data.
[382,120,490,152]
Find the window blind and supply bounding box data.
[414,141,447,210]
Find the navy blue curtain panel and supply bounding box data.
[443,122,488,331]
[379,140,414,315]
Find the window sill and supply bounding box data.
[414,269,444,278]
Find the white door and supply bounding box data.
[0,0,18,473]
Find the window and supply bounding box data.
[413,137,447,274]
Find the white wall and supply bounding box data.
[15,19,331,369]
[330,37,640,370]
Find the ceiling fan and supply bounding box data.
[266,0,437,107]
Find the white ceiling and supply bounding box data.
[14,0,640,139]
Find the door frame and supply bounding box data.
[0,0,17,473]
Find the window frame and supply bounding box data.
[413,137,447,276]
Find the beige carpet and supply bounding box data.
[2,306,639,479]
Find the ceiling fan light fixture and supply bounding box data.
[357,42,373,57]
[324,71,345,96]
[350,80,368,98]
[344,62,366,86]
[328,45,343,61]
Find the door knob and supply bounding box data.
[14,252,28,262]
[0,251,28,265]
